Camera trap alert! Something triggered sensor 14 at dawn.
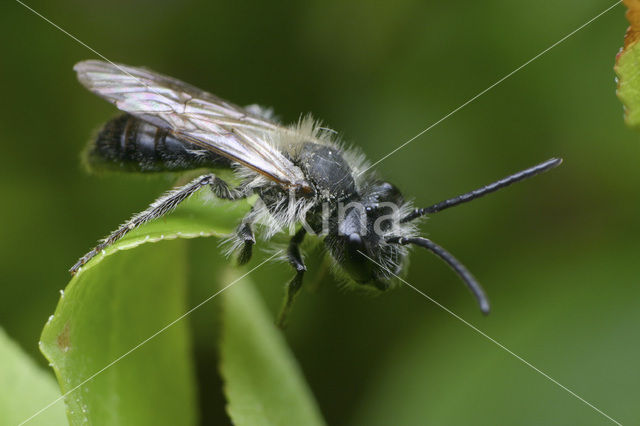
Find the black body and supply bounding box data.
[76,101,562,326]
[84,120,403,295]
[85,114,233,173]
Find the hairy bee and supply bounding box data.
[71,60,561,325]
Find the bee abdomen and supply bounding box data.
[84,114,232,173]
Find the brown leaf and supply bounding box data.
[623,0,640,50]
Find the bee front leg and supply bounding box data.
[277,228,307,328]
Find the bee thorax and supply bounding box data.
[294,142,358,201]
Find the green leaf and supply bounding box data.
[219,269,326,426]
[40,193,248,425]
[616,0,640,129]
[0,327,66,426]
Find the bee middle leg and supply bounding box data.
[235,222,255,265]
[277,228,307,328]
[70,173,246,275]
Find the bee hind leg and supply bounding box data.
[70,173,246,275]
[277,228,307,328]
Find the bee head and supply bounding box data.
[326,181,410,290]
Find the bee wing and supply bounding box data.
[74,60,310,190]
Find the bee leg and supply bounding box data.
[70,173,243,275]
[236,222,255,265]
[277,228,307,328]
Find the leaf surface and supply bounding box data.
[219,269,326,426]
[40,194,247,425]
[0,327,66,426]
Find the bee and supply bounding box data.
[71,60,562,326]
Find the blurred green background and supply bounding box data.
[1,0,638,424]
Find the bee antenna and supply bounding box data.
[387,236,490,314]
[401,157,562,223]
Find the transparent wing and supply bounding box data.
[74,60,310,190]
